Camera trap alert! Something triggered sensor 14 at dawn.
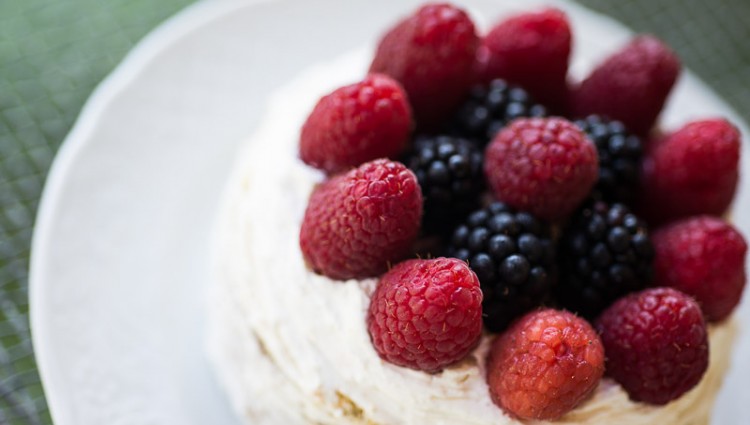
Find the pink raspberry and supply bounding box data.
[476,8,572,113]
[299,159,422,280]
[367,258,483,372]
[652,216,747,322]
[596,287,709,405]
[369,3,479,129]
[484,117,598,221]
[299,74,412,175]
[638,118,740,225]
[570,36,681,136]
[487,309,604,420]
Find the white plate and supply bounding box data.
[29,0,750,424]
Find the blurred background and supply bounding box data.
[1,0,748,423]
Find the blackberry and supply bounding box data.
[574,115,643,205]
[452,79,547,146]
[405,135,484,234]
[448,202,556,332]
[555,201,654,318]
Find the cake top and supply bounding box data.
[293,2,746,421]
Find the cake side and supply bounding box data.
[206,49,736,425]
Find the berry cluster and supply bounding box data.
[449,202,556,332]
[556,201,654,318]
[451,79,547,146]
[404,135,484,233]
[295,2,746,422]
[574,115,643,204]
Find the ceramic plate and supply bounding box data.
[30,0,750,424]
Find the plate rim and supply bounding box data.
[28,0,271,422]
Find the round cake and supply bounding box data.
[206,46,738,424]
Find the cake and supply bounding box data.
[207,3,745,424]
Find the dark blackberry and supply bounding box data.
[448,202,556,332]
[405,135,484,234]
[555,201,654,318]
[452,79,547,146]
[574,115,643,205]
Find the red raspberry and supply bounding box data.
[570,36,681,136]
[299,74,412,175]
[484,117,598,221]
[638,119,741,225]
[487,309,604,420]
[476,8,572,113]
[367,258,483,372]
[369,3,478,129]
[652,216,747,322]
[596,287,709,405]
[299,159,422,280]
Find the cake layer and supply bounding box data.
[206,49,736,425]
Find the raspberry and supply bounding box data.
[556,201,654,318]
[476,8,572,113]
[299,74,412,175]
[574,115,643,205]
[367,258,483,372]
[450,79,547,147]
[448,202,556,332]
[652,216,747,322]
[369,3,479,129]
[484,117,598,221]
[596,287,709,405]
[487,309,604,420]
[403,135,484,234]
[570,36,681,136]
[299,159,422,280]
[638,118,741,225]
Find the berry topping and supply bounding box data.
[451,79,547,147]
[300,74,412,175]
[574,115,643,205]
[484,117,598,221]
[476,8,572,113]
[571,36,681,136]
[367,258,483,372]
[652,216,747,322]
[556,201,654,318]
[404,135,484,233]
[449,202,556,332]
[299,159,422,280]
[638,118,741,225]
[487,308,604,420]
[596,287,709,405]
[369,3,479,129]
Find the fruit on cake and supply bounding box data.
[207,2,746,424]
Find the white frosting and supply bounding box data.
[206,49,736,425]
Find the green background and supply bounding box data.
[1,0,748,423]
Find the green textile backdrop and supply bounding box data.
[1,0,748,423]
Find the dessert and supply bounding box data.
[207,3,745,424]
